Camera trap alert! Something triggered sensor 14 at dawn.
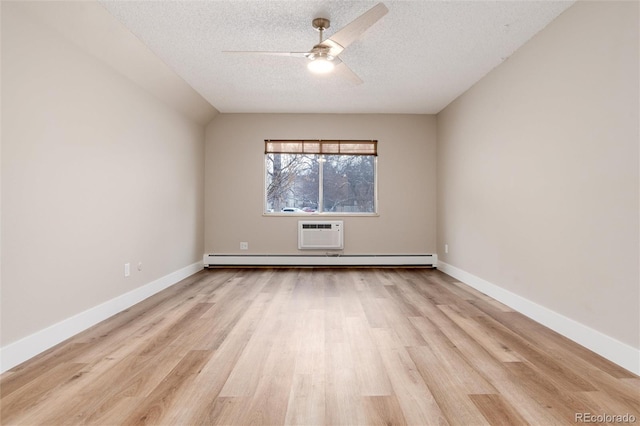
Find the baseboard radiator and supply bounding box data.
[204,254,437,268]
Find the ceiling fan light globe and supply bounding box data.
[308,57,335,74]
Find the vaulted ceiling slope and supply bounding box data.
[13,1,219,125]
[100,1,574,114]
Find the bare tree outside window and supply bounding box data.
[266,153,318,212]
[322,155,375,213]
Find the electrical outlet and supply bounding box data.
[445,244,449,254]
[124,263,130,277]
[240,242,249,250]
[137,261,143,271]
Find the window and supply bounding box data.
[265,140,377,214]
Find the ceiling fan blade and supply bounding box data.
[325,3,388,57]
[334,61,363,85]
[223,51,308,58]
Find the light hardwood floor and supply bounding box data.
[1,268,638,425]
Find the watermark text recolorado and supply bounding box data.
[575,412,636,423]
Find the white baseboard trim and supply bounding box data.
[437,261,640,375]
[0,261,203,374]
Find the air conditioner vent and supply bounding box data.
[302,223,332,229]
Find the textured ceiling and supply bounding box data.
[100,1,574,114]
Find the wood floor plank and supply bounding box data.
[344,317,393,396]
[0,362,88,425]
[376,297,427,347]
[362,395,408,426]
[474,314,598,392]
[205,397,249,426]
[324,342,366,426]
[21,345,193,425]
[323,270,367,426]
[357,290,389,328]
[0,342,90,398]
[469,393,529,426]
[446,279,514,313]
[371,328,449,425]
[438,304,523,363]
[120,349,213,425]
[335,269,368,319]
[408,316,497,395]
[503,361,600,424]
[324,296,347,344]
[284,373,325,426]
[576,390,640,420]
[209,270,299,424]
[293,308,325,376]
[481,307,639,381]
[1,267,638,425]
[72,270,228,362]
[218,270,298,398]
[71,282,219,365]
[419,296,569,424]
[137,302,214,358]
[160,271,276,425]
[407,345,491,425]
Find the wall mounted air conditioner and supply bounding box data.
[298,220,343,250]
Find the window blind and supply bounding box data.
[265,140,377,156]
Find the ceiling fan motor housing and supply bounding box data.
[305,44,334,61]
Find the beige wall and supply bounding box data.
[205,114,437,255]
[437,1,639,348]
[1,3,206,345]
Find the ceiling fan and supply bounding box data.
[223,3,388,85]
